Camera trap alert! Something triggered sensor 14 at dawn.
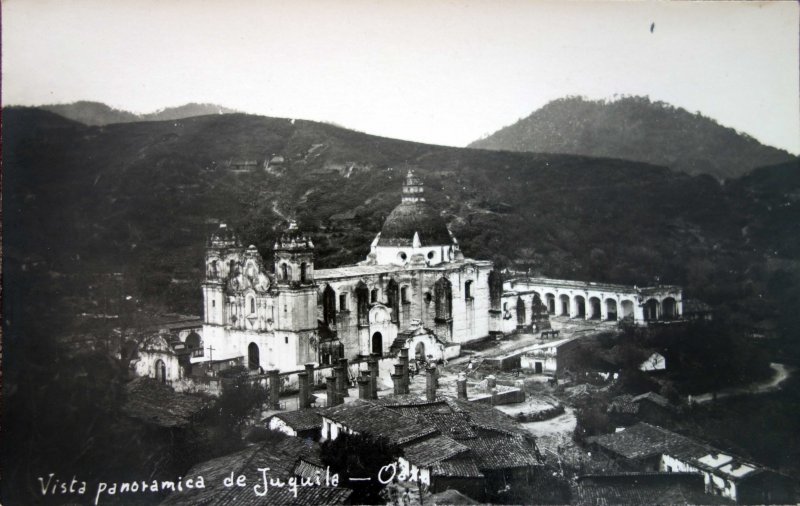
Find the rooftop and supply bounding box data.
[576,472,733,505]
[161,436,352,506]
[588,423,768,482]
[122,377,207,428]
[265,408,323,432]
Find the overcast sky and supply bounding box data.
[3,0,798,153]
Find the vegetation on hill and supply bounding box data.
[38,100,239,126]
[469,96,797,179]
[3,106,798,345]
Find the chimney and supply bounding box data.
[338,358,349,397]
[304,363,316,405]
[298,372,310,409]
[326,375,339,406]
[426,365,438,402]
[399,348,410,393]
[392,364,405,395]
[358,373,372,400]
[368,355,380,399]
[267,369,281,409]
[456,372,468,400]
[486,375,497,390]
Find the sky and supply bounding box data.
[3,0,799,153]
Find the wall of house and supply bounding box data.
[268,417,298,437]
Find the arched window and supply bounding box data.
[401,286,409,304]
[464,280,473,300]
[434,277,452,321]
[356,282,369,325]
[370,288,379,304]
[300,262,308,283]
[248,343,260,370]
[516,296,526,325]
[281,263,290,282]
[372,332,383,356]
[155,359,167,384]
[323,285,337,325]
[387,279,400,324]
[488,270,503,310]
[250,297,256,314]
[229,260,237,277]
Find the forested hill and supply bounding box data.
[37,101,239,126]
[469,96,797,179]
[3,107,799,338]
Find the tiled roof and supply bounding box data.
[418,412,478,440]
[293,458,328,479]
[160,437,349,506]
[462,435,540,470]
[608,394,639,415]
[402,435,470,467]
[443,397,531,438]
[321,399,438,446]
[122,377,207,428]
[575,473,733,505]
[588,423,707,462]
[267,408,323,432]
[432,458,485,478]
[631,391,672,409]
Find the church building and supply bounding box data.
[198,171,498,373]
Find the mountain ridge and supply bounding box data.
[469,96,797,179]
[34,100,239,126]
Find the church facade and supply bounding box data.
[199,171,497,373]
[193,170,683,375]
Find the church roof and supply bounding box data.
[377,170,452,247]
[378,200,452,247]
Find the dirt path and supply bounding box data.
[692,362,791,404]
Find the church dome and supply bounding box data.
[378,171,452,247]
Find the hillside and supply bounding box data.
[469,96,797,179]
[38,101,239,125]
[3,106,799,342]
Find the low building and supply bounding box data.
[587,422,795,504]
[160,436,352,505]
[607,392,676,426]
[319,394,541,501]
[639,352,666,372]
[576,472,733,505]
[265,408,323,440]
[520,338,580,375]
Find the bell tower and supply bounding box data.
[273,221,317,332]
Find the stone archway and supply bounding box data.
[372,332,383,356]
[644,298,660,321]
[415,341,426,361]
[605,299,618,320]
[546,293,556,314]
[559,295,570,316]
[589,297,601,319]
[621,300,635,320]
[248,342,260,370]
[662,297,677,319]
[155,359,167,383]
[574,295,586,318]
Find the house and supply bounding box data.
[607,392,676,426]
[587,423,795,504]
[639,352,666,372]
[265,408,323,440]
[520,338,580,374]
[160,436,352,505]
[575,472,733,505]
[318,393,541,502]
